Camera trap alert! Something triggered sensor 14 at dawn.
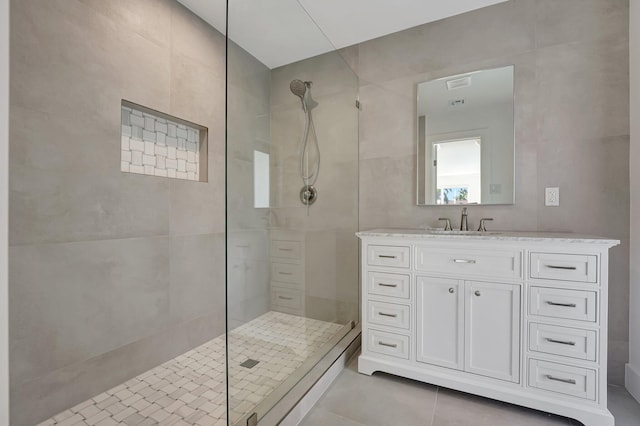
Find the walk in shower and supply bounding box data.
[226,0,360,422]
[8,1,358,425]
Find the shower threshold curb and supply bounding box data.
[257,325,362,426]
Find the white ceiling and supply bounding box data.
[177,0,508,69]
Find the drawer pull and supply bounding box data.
[453,259,476,264]
[278,296,293,300]
[545,265,577,270]
[278,272,293,275]
[474,290,481,297]
[546,338,576,346]
[449,287,455,294]
[378,341,398,348]
[378,255,397,259]
[546,301,577,308]
[378,283,398,288]
[378,312,398,318]
[545,374,576,385]
[278,248,293,252]
[236,244,250,248]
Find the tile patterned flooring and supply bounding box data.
[301,354,640,426]
[38,312,343,426]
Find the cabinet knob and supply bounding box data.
[448,288,455,294]
[474,290,481,296]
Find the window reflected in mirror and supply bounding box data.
[434,138,481,205]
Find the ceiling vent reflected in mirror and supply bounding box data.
[446,76,471,90]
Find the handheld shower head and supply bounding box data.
[290,79,314,111]
[290,79,307,99]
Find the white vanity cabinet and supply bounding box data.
[415,276,463,370]
[415,277,520,382]
[357,230,619,426]
[464,280,521,382]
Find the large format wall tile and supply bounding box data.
[171,0,226,80]
[169,233,226,324]
[9,237,171,388]
[358,83,414,161]
[534,0,629,49]
[225,32,272,331]
[269,48,360,332]
[78,0,174,48]
[10,105,172,245]
[10,0,172,121]
[536,38,630,142]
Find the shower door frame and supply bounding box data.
[0,0,10,420]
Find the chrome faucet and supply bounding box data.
[477,218,494,232]
[460,207,468,231]
[438,217,453,231]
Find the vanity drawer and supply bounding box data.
[529,323,597,361]
[367,300,410,330]
[367,329,410,360]
[529,287,597,322]
[415,246,522,279]
[271,240,302,261]
[367,245,410,269]
[271,263,303,285]
[367,271,410,299]
[528,359,596,400]
[530,252,597,283]
[271,287,303,310]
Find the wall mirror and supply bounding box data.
[416,65,515,205]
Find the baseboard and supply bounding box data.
[625,363,640,403]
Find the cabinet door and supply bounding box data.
[416,276,464,370]
[465,281,521,382]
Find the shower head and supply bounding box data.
[291,80,315,111]
[290,79,308,99]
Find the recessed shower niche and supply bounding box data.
[120,100,208,182]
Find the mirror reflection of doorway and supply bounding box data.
[433,138,481,204]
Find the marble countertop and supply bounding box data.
[356,228,620,246]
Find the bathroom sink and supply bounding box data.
[423,229,501,236]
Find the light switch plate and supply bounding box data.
[545,187,559,206]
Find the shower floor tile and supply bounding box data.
[39,311,344,426]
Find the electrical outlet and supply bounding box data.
[545,187,559,206]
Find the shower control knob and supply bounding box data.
[300,185,318,206]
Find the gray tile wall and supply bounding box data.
[270,51,360,325]
[9,1,230,424]
[352,0,630,384]
[226,39,272,330]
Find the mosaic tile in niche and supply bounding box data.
[120,100,207,182]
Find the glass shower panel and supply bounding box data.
[226,3,359,424]
[9,2,229,425]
